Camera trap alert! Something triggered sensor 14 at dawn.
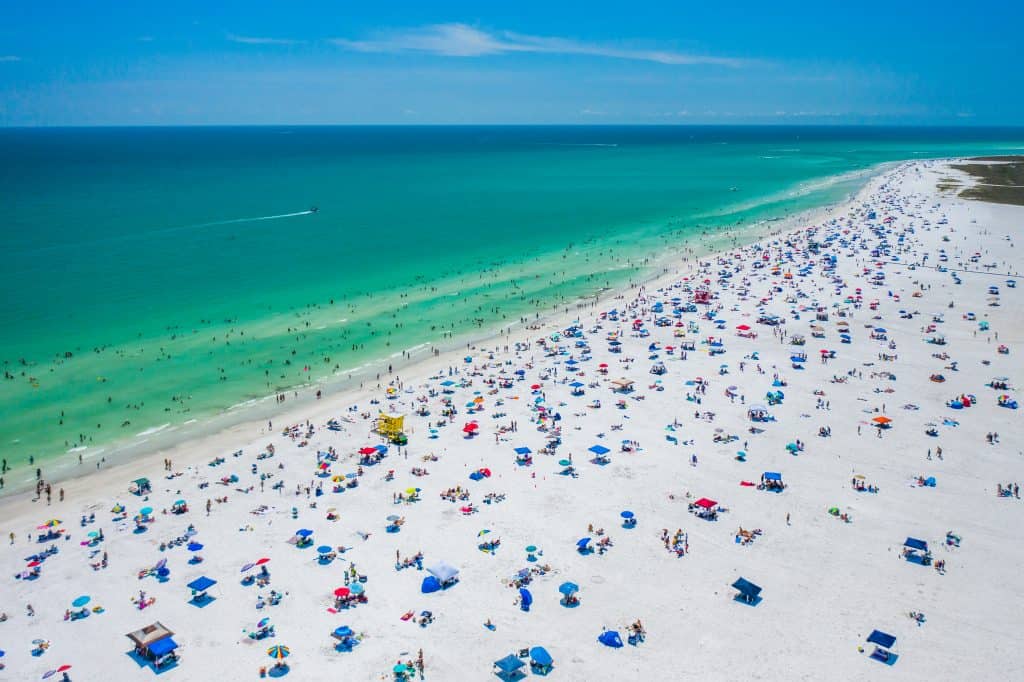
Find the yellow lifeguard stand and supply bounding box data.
[377,413,405,443]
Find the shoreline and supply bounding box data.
[1,159,892,500]
[0,160,892,499]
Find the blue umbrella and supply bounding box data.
[295,529,313,538]
[317,545,333,554]
[349,583,364,595]
[576,538,591,549]
[620,511,634,519]
[558,582,579,595]
[519,587,533,607]
[71,595,90,608]
[333,626,354,638]
[139,507,153,516]
[187,542,204,552]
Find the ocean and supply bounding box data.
[2,125,1023,474]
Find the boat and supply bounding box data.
[310,206,319,214]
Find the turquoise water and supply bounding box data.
[2,125,1023,469]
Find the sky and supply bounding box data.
[1,1,1022,126]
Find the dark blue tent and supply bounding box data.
[576,538,591,550]
[187,576,216,592]
[148,637,178,657]
[904,537,928,551]
[763,472,782,481]
[421,576,441,593]
[598,631,623,648]
[514,447,531,455]
[495,655,525,673]
[867,630,896,649]
[333,626,354,638]
[530,646,553,666]
[732,577,762,602]
[588,445,611,455]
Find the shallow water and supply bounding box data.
[2,125,1022,468]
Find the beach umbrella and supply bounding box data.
[156,567,170,578]
[267,645,290,660]
[154,558,167,570]
[345,472,358,479]
[358,447,376,455]
[240,562,255,573]
[42,671,56,680]
[295,529,313,538]
[558,459,572,466]
[139,507,153,516]
[405,488,420,495]
[333,587,350,598]
[349,583,364,595]
[872,416,892,424]
[394,664,411,673]
[386,515,400,522]
[316,545,333,554]
[87,531,99,538]
[71,595,90,608]
[519,587,533,607]
[110,504,124,513]
[187,542,204,552]
[620,511,634,519]
[40,519,61,528]
[256,557,270,565]
[57,666,71,673]
[257,617,271,629]
[27,560,41,568]
[559,582,579,595]
[576,538,591,549]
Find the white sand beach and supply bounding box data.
[2,158,1022,681]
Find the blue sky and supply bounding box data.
[1,1,1021,125]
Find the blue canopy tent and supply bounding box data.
[148,637,178,658]
[494,654,526,681]
[598,631,623,648]
[530,646,553,675]
[513,447,531,455]
[763,472,782,481]
[421,576,442,593]
[187,576,217,605]
[903,537,931,564]
[732,577,762,605]
[588,445,611,455]
[866,630,898,665]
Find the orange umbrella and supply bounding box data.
[872,416,892,424]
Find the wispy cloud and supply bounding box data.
[227,33,303,46]
[0,55,22,62]
[332,23,745,67]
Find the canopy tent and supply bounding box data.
[588,445,611,455]
[147,637,178,657]
[598,630,624,648]
[904,537,928,552]
[186,576,216,592]
[513,447,532,455]
[694,498,717,509]
[530,646,553,667]
[426,561,459,585]
[732,577,762,604]
[867,630,897,649]
[763,472,782,481]
[495,655,525,674]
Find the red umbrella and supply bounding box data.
[736,324,751,331]
[530,384,541,390]
[58,666,72,673]
[27,560,41,567]
[358,447,377,455]
[463,422,479,432]
[694,497,717,509]
[256,557,271,565]
[333,587,350,598]
[598,363,608,368]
